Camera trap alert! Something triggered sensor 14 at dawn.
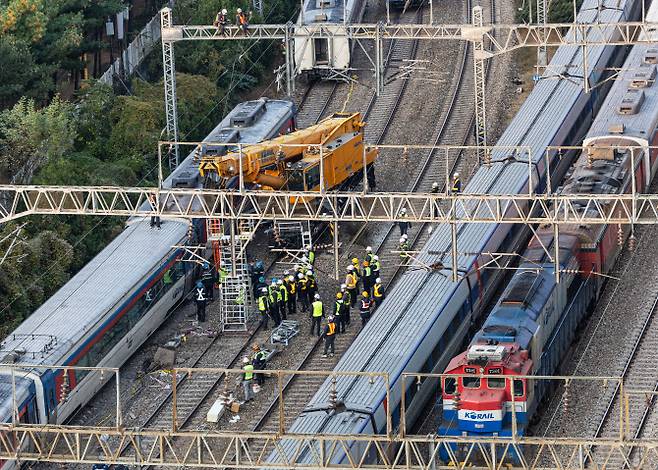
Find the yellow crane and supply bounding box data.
[198,112,378,191]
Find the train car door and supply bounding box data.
[314,39,329,65]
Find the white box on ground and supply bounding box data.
[207,399,226,423]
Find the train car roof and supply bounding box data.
[299,0,356,24]
[584,14,658,144]
[270,0,636,456]
[0,218,189,370]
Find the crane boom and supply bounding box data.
[198,112,377,191]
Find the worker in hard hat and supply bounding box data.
[431,182,440,193]
[310,293,324,337]
[399,235,410,261]
[359,291,372,326]
[321,316,337,357]
[345,265,358,308]
[398,207,410,236]
[236,8,251,36]
[451,172,462,194]
[241,356,255,402]
[364,246,373,263]
[372,254,381,280]
[213,8,229,35]
[251,344,267,386]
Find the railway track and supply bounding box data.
[590,288,658,468]
[296,81,339,127]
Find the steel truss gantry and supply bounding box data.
[160,8,180,169]
[4,185,658,225]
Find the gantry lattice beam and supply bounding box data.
[160,8,180,170]
[2,423,658,468]
[3,184,658,225]
[162,21,658,57]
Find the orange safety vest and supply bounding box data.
[238,13,247,24]
[327,322,336,336]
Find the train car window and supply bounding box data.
[487,378,505,389]
[513,379,524,397]
[463,376,480,389]
[314,39,328,64]
[443,377,456,395]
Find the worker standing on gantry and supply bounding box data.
[310,293,324,337]
[451,172,462,194]
[431,182,440,193]
[213,8,228,35]
[321,316,337,357]
[398,207,410,236]
[236,8,251,36]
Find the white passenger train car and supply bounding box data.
[294,0,366,79]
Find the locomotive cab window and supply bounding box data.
[443,377,456,395]
[487,378,505,389]
[314,39,329,64]
[513,379,524,397]
[463,376,480,389]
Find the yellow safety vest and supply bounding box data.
[243,364,254,380]
[374,284,383,298]
[258,295,267,311]
[312,300,323,317]
[289,282,296,294]
[346,273,357,289]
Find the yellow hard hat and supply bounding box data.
[352,257,359,264]
[362,291,369,297]
[336,292,343,299]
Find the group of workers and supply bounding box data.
[254,246,318,329]
[342,247,385,331]
[213,8,252,35]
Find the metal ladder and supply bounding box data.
[218,234,251,332]
[274,221,312,251]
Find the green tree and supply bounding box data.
[0,96,76,182]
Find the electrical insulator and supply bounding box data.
[617,224,623,246]
[562,380,571,414]
[402,147,409,162]
[587,154,593,168]
[453,390,461,410]
[60,373,70,403]
[629,233,637,252]
[485,149,492,166]
[329,376,338,409]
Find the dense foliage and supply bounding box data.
[0,0,297,330]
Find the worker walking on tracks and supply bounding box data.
[373,278,385,310]
[364,246,373,264]
[399,235,410,262]
[298,273,309,312]
[252,344,267,386]
[345,266,358,308]
[321,316,337,357]
[362,260,374,296]
[334,293,345,333]
[398,208,410,236]
[451,172,462,194]
[359,291,373,326]
[277,279,288,320]
[195,281,208,323]
[340,284,351,327]
[351,257,362,288]
[286,275,297,316]
[310,294,324,336]
[258,287,270,328]
[372,255,381,279]
[241,357,255,402]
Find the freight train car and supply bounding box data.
[438,2,658,454]
[0,98,295,468]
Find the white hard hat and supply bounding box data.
[294,264,300,270]
[432,182,439,189]
[277,279,283,285]
[284,270,289,275]
[307,244,312,250]
[373,255,379,261]
[376,277,381,283]
[453,172,459,177]
[301,256,308,263]
[366,246,372,252]
[237,8,242,12]
[314,293,320,300]
[298,273,304,279]
[328,315,334,322]
[399,237,406,243]
[400,208,407,214]
[222,8,227,14]
[347,265,354,271]
[307,270,313,276]
[402,234,408,239]
[242,356,250,364]
[289,275,295,282]
[340,283,347,289]
[261,287,268,293]
[271,280,277,285]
